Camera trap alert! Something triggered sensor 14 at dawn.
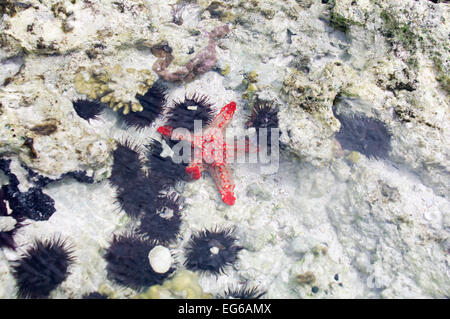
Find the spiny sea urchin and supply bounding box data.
[120,82,167,129]
[218,284,266,299]
[12,237,75,298]
[115,177,161,218]
[137,193,183,243]
[184,227,242,275]
[109,140,144,190]
[144,139,187,187]
[104,234,173,290]
[72,99,104,122]
[166,93,215,131]
[246,100,279,147]
[334,112,392,159]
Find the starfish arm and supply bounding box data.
[208,163,236,205]
[207,101,236,136]
[186,159,205,180]
[157,125,193,143]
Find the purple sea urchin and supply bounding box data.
[184,227,242,275]
[115,177,161,218]
[121,83,168,129]
[73,99,104,122]
[12,237,75,298]
[218,285,266,299]
[104,234,173,290]
[334,112,392,159]
[109,140,144,190]
[166,93,215,131]
[137,193,183,243]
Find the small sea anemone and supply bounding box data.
[72,99,104,122]
[120,83,168,129]
[218,285,266,299]
[3,185,56,221]
[166,93,215,131]
[144,139,187,187]
[115,177,161,218]
[184,227,242,275]
[246,100,279,147]
[334,112,392,159]
[104,234,173,290]
[109,140,144,190]
[12,237,75,298]
[137,193,183,243]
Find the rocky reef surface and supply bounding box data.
[0,0,448,298]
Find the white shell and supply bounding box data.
[148,245,172,274]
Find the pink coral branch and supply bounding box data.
[152,25,230,82]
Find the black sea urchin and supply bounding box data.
[218,285,266,299]
[334,112,392,159]
[184,227,242,275]
[109,140,144,190]
[121,83,167,129]
[246,100,279,147]
[73,99,104,122]
[166,93,215,131]
[137,193,183,243]
[115,177,161,218]
[12,237,75,298]
[104,234,173,290]
[144,139,187,186]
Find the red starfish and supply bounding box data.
[157,101,251,206]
